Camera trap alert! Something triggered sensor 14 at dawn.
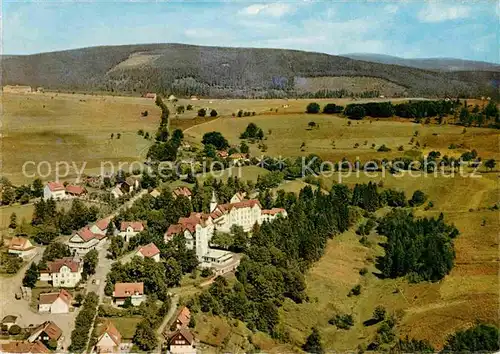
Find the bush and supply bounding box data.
[443,323,499,353]
[329,313,354,329]
[200,268,213,278]
[373,306,386,322]
[359,267,368,276]
[47,339,58,350]
[186,104,193,110]
[349,284,361,296]
[8,325,21,335]
[409,190,427,207]
[306,102,321,114]
[377,144,391,152]
[198,108,206,117]
[210,109,218,117]
[323,103,343,114]
[345,105,366,120]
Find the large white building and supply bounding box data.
[39,257,83,288]
[165,192,287,265]
[67,227,105,255]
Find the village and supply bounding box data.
[0,157,289,354]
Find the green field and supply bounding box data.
[109,317,142,339]
[184,113,500,163]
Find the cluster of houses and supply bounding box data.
[0,319,64,353]
[111,176,140,199]
[164,190,287,273]
[43,182,87,201]
[164,306,196,354]
[216,151,250,165]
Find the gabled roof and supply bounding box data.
[97,320,122,347]
[1,315,17,324]
[45,258,80,273]
[1,340,49,353]
[176,306,191,327]
[114,282,144,297]
[120,221,145,232]
[31,321,62,341]
[8,237,33,251]
[212,199,262,218]
[137,243,160,258]
[95,218,111,231]
[65,185,86,195]
[150,189,161,198]
[75,227,97,242]
[173,187,192,198]
[39,289,73,306]
[47,181,65,192]
[169,328,194,346]
[166,212,212,236]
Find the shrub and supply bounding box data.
[306,102,321,114]
[186,104,193,110]
[329,314,354,329]
[377,144,391,152]
[349,284,361,296]
[210,109,218,117]
[8,325,21,335]
[409,190,427,207]
[201,268,213,278]
[373,306,386,322]
[47,339,58,350]
[197,108,206,117]
[359,267,368,276]
[323,103,344,114]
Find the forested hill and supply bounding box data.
[1,43,497,98]
[342,53,500,72]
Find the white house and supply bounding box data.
[113,282,145,306]
[119,221,145,242]
[39,257,82,288]
[43,182,66,200]
[8,237,36,259]
[135,243,161,262]
[67,227,104,255]
[111,185,124,199]
[168,328,196,354]
[95,320,122,354]
[38,289,72,314]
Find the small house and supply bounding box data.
[90,218,114,236]
[119,221,145,242]
[43,182,66,200]
[8,237,36,259]
[149,189,161,198]
[113,282,145,306]
[135,243,160,262]
[172,187,192,200]
[65,185,87,197]
[168,328,196,354]
[1,316,18,330]
[174,306,191,329]
[95,320,122,354]
[38,289,73,314]
[27,321,62,348]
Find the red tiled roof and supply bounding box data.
[176,306,191,327]
[1,340,49,353]
[47,181,65,192]
[98,320,122,346]
[46,258,80,273]
[75,227,97,242]
[120,221,145,232]
[8,237,33,251]
[65,185,86,195]
[39,289,72,307]
[32,321,63,341]
[165,224,183,237]
[95,218,111,231]
[114,282,144,298]
[229,153,247,159]
[173,187,192,198]
[262,208,286,215]
[216,199,261,213]
[138,243,160,258]
[217,150,228,158]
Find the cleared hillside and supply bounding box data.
[1,43,495,98]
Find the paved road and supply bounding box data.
[156,294,179,352]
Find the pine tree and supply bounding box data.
[302,327,324,354]
[9,213,17,229]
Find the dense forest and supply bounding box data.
[2,43,497,98]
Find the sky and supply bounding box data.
[2,1,499,63]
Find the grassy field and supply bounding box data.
[109,317,142,340]
[184,113,500,163]
[2,92,160,184]
[279,173,499,351]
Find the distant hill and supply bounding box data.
[1,43,497,98]
[342,53,500,72]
